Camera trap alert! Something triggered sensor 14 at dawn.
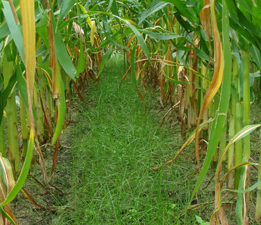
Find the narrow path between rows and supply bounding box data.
[54,56,208,224]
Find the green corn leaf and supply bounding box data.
[223,179,261,194]
[173,11,195,31]
[51,62,66,145]
[102,18,128,50]
[227,0,261,49]
[110,0,118,15]
[195,215,210,225]
[0,22,9,40]
[2,74,17,101]
[142,30,182,40]
[250,45,261,70]
[58,0,76,23]
[54,30,76,81]
[76,10,149,60]
[49,4,76,81]
[236,168,244,225]
[215,124,261,184]
[2,0,25,64]
[97,46,113,78]
[161,0,199,24]
[36,10,48,28]
[96,27,131,50]
[252,1,261,25]
[37,26,49,49]
[107,0,114,11]
[113,15,150,61]
[76,39,85,78]
[16,66,28,108]
[138,1,170,25]
[228,124,261,145]
[0,74,17,124]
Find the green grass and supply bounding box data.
[53,55,212,224]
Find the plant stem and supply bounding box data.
[19,93,28,156]
[256,128,261,222]
[3,56,20,173]
[0,117,5,156]
[242,50,250,158]
[234,102,243,189]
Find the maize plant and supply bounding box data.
[0,0,260,224]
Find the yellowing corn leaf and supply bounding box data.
[195,0,224,167]
[125,19,136,25]
[0,157,17,224]
[152,119,213,171]
[20,0,36,102]
[21,0,48,184]
[200,0,212,72]
[154,17,162,26]
[90,21,97,46]
[87,17,92,28]
[210,124,261,224]
[78,4,92,28]
[200,0,211,41]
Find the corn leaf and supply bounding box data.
[236,168,244,225]
[16,66,28,108]
[51,62,66,145]
[142,30,182,40]
[0,157,17,224]
[0,130,34,207]
[250,45,261,70]
[113,15,150,61]
[161,0,199,24]
[0,74,17,124]
[138,1,170,25]
[223,180,261,194]
[58,0,76,23]
[90,20,97,46]
[0,22,9,40]
[97,46,113,78]
[102,18,128,50]
[2,0,25,64]
[152,119,213,170]
[54,30,76,81]
[76,39,85,77]
[20,0,36,103]
[191,0,225,203]
[0,207,16,225]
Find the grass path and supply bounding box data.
[53,56,208,224]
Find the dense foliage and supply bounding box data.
[0,0,261,224]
